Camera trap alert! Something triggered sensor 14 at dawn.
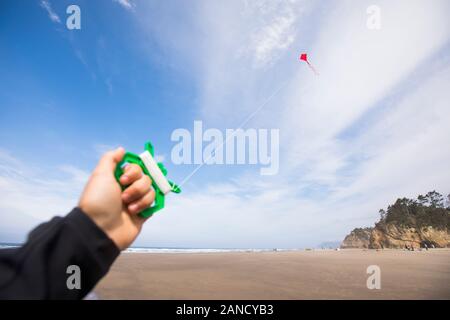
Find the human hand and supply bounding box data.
[78,147,155,250]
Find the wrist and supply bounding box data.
[71,207,121,254]
[77,203,123,250]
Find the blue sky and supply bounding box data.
[1,0,449,248]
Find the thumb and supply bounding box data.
[96,147,125,173]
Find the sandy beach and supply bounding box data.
[95,249,450,299]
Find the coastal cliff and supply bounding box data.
[369,224,450,249]
[341,191,450,249]
[341,228,372,248]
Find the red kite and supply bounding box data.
[299,53,319,75]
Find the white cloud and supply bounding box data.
[40,0,61,24]
[113,0,135,11]
[246,1,299,67]
[276,0,450,210]
[130,0,450,247]
[0,149,88,242]
[135,0,312,125]
[331,63,450,202]
[136,182,327,248]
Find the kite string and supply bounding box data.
[177,79,289,188]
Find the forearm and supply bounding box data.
[0,207,120,299]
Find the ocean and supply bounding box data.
[0,243,21,249]
[0,243,300,253]
[123,248,299,253]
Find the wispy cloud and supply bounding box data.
[0,148,88,242]
[40,0,61,24]
[246,1,299,68]
[113,0,135,11]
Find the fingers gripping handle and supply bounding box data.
[114,151,178,218]
[114,152,155,218]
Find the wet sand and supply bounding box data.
[95,249,450,299]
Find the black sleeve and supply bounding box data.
[0,207,120,299]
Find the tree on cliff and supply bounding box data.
[446,193,450,210]
[378,191,449,230]
[417,191,445,208]
[343,191,450,249]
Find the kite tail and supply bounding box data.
[306,61,319,76]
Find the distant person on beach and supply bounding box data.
[0,148,155,299]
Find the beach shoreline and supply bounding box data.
[95,249,450,299]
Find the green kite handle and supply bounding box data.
[114,142,181,219]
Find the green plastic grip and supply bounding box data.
[114,142,181,218]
